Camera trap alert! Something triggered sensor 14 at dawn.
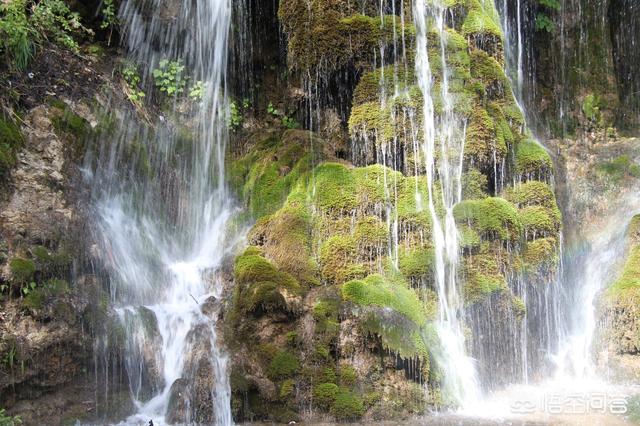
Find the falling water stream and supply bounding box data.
[413,0,480,408]
[86,0,235,424]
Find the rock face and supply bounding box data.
[223,0,566,422]
[0,45,123,424]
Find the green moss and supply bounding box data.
[249,202,318,286]
[470,49,508,99]
[9,258,35,283]
[51,104,89,155]
[279,0,408,73]
[331,388,365,420]
[0,115,24,179]
[398,247,434,281]
[353,164,403,209]
[504,181,557,209]
[521,237,558,273]
[354,216,389,250]
[319,367,337,384]
[453,197,522,241]
[464,253,507,304]
[233,248,301,314]
[462,168,488,200]
[338,365,357,387]
[313,163,357,213]
[461,0,503,39]
[515,139,552,176]
[512,297,526,319]
[459,225,481,250]
[234,132,313,219]
[598,155,640,182]
[313,383,339,408]
[279,379,295,399]
[609,242,640,295]
[23,287,45,310]
[319,236,365,285]
[465,107,506,167]
[395,176,432,229]
[519,205,560,237]
[342,274,426,326]
[267,351,300,380]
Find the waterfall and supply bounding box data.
[85,0,235,424]
[413,0,480,407]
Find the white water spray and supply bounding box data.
[413,0,480,407]
[87,0,235,424]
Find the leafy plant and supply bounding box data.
[0,408,21,426]
[188,80,205,101]
[0,0,91,70]
[2,344,16,370]
[229,101,242,130]
[535,13,555,32]
[267,102,279,116]
[122,62,145,106]
[0,0,36,70]
[228,98,251,131]
[152,59,188,96]
[282,115,299,129]
[99,0,118,46]
[535,0,560,32]
[31,0,91,51]
[20,281,36,296]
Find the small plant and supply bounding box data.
[535,13,554,32]
[122,62,145,106]
[282,115,299,129]
[0,0,36,70]
[31,0,91,51]
[535,0,560,32]
[0,408,21,426]
[267,102,279,116]
[188,80,205,101]
[229,101,242,130]
[152,59,188,96]
[228,98,251,131]
[2,344,17,370]
[99,0,118,46]
[20,281,36,297]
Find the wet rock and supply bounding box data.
[166,378,190,424]
[121,306,164,402]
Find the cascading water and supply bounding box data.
[84,0,235,424]
[413,0,480,407]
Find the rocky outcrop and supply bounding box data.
[0,44,125,424]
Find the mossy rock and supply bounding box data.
[453,197,522,241]
[465,106,507,168]
[9,258,35,284]
[519,205,561,238]
[267,351,300,380]
[313,163,358,213]
[397,246,434,281]
[515,139,552,177]
[233,248,301,315]
[504,180,557,209]
[279,0,409,73]
[461,168,488,200]
[233,132,314,219]
[521,237,558,273]
[463,253,507,304]
[319,236,366,285]
[342,274,427,326]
